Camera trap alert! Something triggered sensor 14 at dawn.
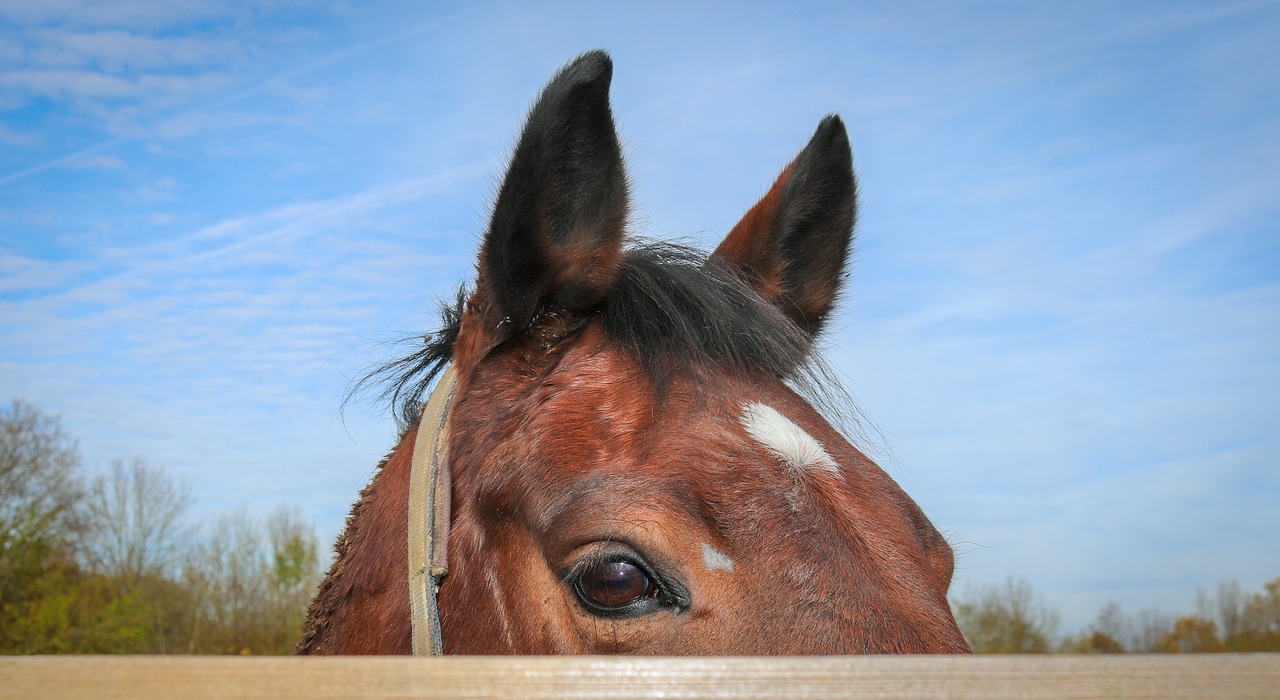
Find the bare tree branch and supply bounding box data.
[80,458,193,587]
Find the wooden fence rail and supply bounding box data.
[3,654,1278,699]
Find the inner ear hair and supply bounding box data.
[713,115,857,338]
[474,50,630,350]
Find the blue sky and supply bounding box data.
[2,1,1277,632]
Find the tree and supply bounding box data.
[1092,601,1131,647]
[185,506,321,654]
[265,507,321,654]
[1209,577,1280,651]
[1064,630,1125,654]
[1155,615,1225,653]
[1129,607,1176,652]
[0,400,82,558]
[0,400,83,652]
[952,577,1061,653]
[184,509,264,653]
[1241,577,1280,650]
[1061,600,1131,653]
[1213,580,1248,643]
[71,457,200,653]
[79,458,193,587]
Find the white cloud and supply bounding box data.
[0,68,137,100]
[147,212,181,225]
[0,248,89,293]
[0,0,252,29]
[68,153,126,170]
[36,29,239,71]
[0,123,40,147]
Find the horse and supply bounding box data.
[297,50,970,655]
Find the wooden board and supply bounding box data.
[2,654,1278,699]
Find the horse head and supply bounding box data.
[299,50,970,655]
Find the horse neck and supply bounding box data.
[295,429,416,654]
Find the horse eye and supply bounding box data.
[575,560,655,610]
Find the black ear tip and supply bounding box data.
[811,114,851,152]
[558,49,613,88]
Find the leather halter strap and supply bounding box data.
[407,364,458,656]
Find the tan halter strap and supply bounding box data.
[407,363,458,656]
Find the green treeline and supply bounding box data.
[1,400,321,654]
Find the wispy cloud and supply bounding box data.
[28,28,239,71]
[0,0,248,30]
[0,5,460,188]
[66,153,126,170]
[0,248,90,292]
[1,159,484,539]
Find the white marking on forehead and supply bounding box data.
[701,542,734,572]
[740,402,841,476]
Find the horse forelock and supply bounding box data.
[367,241,856,434]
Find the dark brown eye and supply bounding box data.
[575,560,654,610]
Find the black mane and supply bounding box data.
[363,241,843,432]
[601,242,812,388]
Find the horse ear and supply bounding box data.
[712,115,856,337]
[475,50,628,346]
